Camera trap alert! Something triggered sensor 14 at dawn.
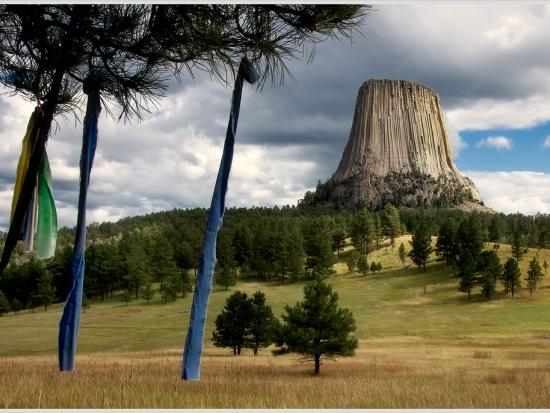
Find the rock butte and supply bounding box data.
[307,79,489,212]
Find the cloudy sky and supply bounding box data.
[2,3,550,229]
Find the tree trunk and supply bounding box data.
[467,288,471,301]
[314,354,321,375]
[253,346,258,356]
[233,346,236,355]
[237,345,241,355]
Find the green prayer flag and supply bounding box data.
[35,152,57,259]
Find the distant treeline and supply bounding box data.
[0,205,549,314]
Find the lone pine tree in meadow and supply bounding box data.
[409,222,432,270]
[273,279,358,375]
[526,255,544,297]
[503,257,522,298]
[398,242,407,267]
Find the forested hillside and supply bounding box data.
[1,205,549,313]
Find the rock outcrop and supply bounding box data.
[305,79,486,210]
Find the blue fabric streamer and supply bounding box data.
[182,58,258,380]
[58,86,101,372]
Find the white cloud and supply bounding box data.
[476,136,513,151]
[446,95,550,131]
[483,16,531,50]
[443,113,467,157]
[543,136,550,148]
[466,171,550,215]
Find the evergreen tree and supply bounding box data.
[346,251,357,275]
[435,220,458,266]
[408,222,432,270]
[369,261,377,274]
[350,208,375,255]
[283,224,305,282]
[149,235,178,292]
[489,215,502,242]
[213,291,252,355]
[216,265,237,291]
[0,291,10,316]
[511,231,525,261]
[232,224,253,269]
[357,254,369,276]
[178,269,192,296]
[173,239,195,274]
[382,204,401,246]
[140,281,156,303]
[526,255,544,297]
[36,270,56,311]
[10,298,23,314]
[122,236,150,299]
[273,279,358,375]
[160,272,179,303]
[477,250,501,299]
[303,216,335,277]
[503,257,521,298]
[82,293,90,312]
[331,229,346,256]
[456,215,484,264]
[121,288,132,306]
[373,214,383,250]
[246,291,276,355]
[398,242,406,267]
[457,250,476,300]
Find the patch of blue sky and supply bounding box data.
[456,120,550,173]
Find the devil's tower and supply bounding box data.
[307,79,485,210]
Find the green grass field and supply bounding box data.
[2,236,550,408]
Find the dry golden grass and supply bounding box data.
[2,340,550,408]
[2,237,550,408]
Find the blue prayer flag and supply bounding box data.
[58,86,101,372]
[182,58,258,380]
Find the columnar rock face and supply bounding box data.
[308,79,485,210]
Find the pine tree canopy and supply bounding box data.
[0,5,369,120]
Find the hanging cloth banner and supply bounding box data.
[36,152,58,259]
[10,110,40,221]
[7,108,57,259]
[58,82,101,372]
[182,57,258,381]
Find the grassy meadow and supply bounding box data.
[1,236,550,408]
